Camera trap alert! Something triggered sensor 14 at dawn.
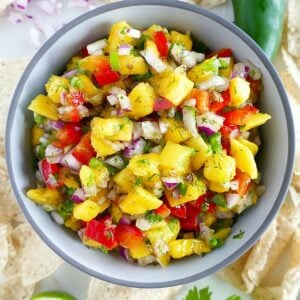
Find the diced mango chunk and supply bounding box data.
[170,31,192,50]
[113,167,136,193]
[119,55,148,75]
[119,186,162,215]
[91,133,120,157]
[162,118,191,143]
[27,188,63,207]
[28,95,59,120]
[45,75,69,104]
[242,113,271,131]
[73,200,103,221]
[229,77,250,107]
[129,242,151,259]
[32,125,44,146]
[236,136,258,156]
[128,153,160,178]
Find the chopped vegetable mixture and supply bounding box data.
[27,21,271,266]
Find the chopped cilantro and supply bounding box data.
[58,200,74,220]
[119,124,125,130]
[34,114,46,125]
[70,76,83,89]
[146,212,162,224]
[233,229,245,240]
[178,182,187,195]
[226,296,241,300]
[211,194,227,208]
[36,144,47,160]
[174,110,183,121]
[135,34,149,50]
[76,68,91,76]
[209,237,224,249]
[98,245,109,254]
[143,141,152,153]
[193,40,210,54]
[132,71,153,82]
[66,187,76,197]
[201,202,209,212]
[168,218,179,232]
[89,157,103,168]
[183,286,212,300]
[134,177,143,186]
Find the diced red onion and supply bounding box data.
[8,11,24,23]
[119,247,133,263]
[138,255,156,266]
[196,76,229,92]
[37,161,46,183]
[36,0,56,14]
[136,218,152,230]
[231,63,250,79]
[141,49,166,73]
[50,211,64,225]
[158,120,169,134]
[83,186,98,197]
[196,112,225,132]
[77,104,89,118]
[86,39,107,55]
[226,193,241,209]
[62,69,77,78]
[45,145,63,164]
[125,28,141,38]
[46,119,65,130]
[78,228,85,240]
[183,98,196,107]
[119,94,132,111]
[198,126,216,136]
[104,155,124,169]
[14,0,28,11]
[172,188,180,199]
[119,215,132,225]
[119,44,132,56]
[123,138,146,158]
[230,180,239,191]
[162,177,180,190]
[199,222,214,243]
[107,94,119,106]
[132,122,143,140]
[71,188,85,203]
[141,121,162,140]
[60,151,82,172]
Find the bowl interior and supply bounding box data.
[7,0,294,287]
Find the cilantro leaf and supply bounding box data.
[134,177,143,186]
[226,295,241,300]
[58,200,74,220]
[146,212,162,224]
[183,286,212,300]
[178,182,187,195]
[233,230,245,240]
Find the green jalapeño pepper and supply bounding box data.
[232,0,286,60]
[31,291,76,300]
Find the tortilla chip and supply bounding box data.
[253,286,283,300]
[87,278,182,300]
[0,275,35,300]
[217,250,251,292]
[195,0,226,8]
[0,224,9,273]
[287,0,300,57]
[4,223,63,286]
[241,220,278,293]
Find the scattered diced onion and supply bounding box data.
[162,177,180,190]
[226,193,241,209]
[125,28,141,38]
[45,145,63,164]
[62,69,77,78]
[119,215,132,225]
[196,76,229,92]
[198,126,216,136]
[118,44,132,56]
[104,155,125,169]
[140,49,166,73]
[71,188,85,203]
[50,211,64,225]
[60,151,82,172]
[86,39,107,56]
[123,138,146,158]
[141,121,162,140]
[136,218,152,230]
[119,247,133,262]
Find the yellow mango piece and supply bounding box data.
[91,133,120,157]
[91,117,133,141]
[73,200,102,222]
[185,135,212,171]
[82,236,102,248]
[150,70,194,106]
[110,203,123,223]
[229,77,250,107]
[27,188,63,207]
[127,82,156,119]
[145,218,180,245]
[129,242,151,259]
[106,21,137,53]
[113,167,136,193]
[63,176,80,190]
[230,138,258,179]
[168,239,210,259]
[66,56,81,71]
[79,165,109,188]
[156,253,170,268]
[160,141,194,176]
[242,113,271,131]
[77,55,104,73]
[64,214,83,231]
[236,136,258,156]
[164,177,206,207]
[162,118,191,143]
[187,58,219,83]
[119,55,148,75]
[208,181,230,193]
[32,125,44,146]
[70,74,97,97]
[170,31,192,50]
[128,153,160,178]
[204,153,236,183]
[28,94,59,120]
[204,213,217,227]
[119,186,162,215]
[45,75,69,104]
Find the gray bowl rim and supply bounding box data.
[6,0,295,288]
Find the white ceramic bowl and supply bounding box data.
[6,0,295,288]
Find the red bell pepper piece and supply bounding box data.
[190,89,210,114]
[153,31,169,58]
[220,124,239,138]
[154,204,171,219]
[222,104,259,126]
[72,132,96,165]
[210,89,230,113]
[115,224,143,249]
[207,48,232,58]
[85,217,118,250]
[169,204,187,219]
[153,97,173,111]
[39,159,61,188]
[94,57,120,86]
[53,123,83,148]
